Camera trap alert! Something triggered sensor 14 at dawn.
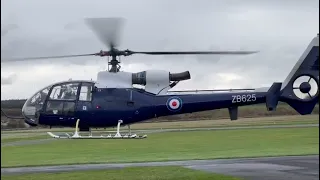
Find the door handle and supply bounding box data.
[127,101,134,106]
[59,117,67,121]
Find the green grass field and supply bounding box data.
[1,134,48,143]
[1,115,318,145]
[2,115,318,134]
[1,127,318,168]
[1,115,319,180]
[1,166,241,180]
[131,115,319,129]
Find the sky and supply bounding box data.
[1,0,319,100]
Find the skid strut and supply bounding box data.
[47,119,147,139]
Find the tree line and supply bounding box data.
[1,99,27,109]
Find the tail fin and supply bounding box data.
[280,34,319,115]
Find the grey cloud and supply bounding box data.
[1,74,17,85]
[1,24,18,36]
[1,0,319,99]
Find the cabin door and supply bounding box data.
[75,82,94,126]
[43,100,77,126]
[126,89,138,121]
[42,82,80,126]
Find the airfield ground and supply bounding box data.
[1,115,319,180]
[2,166,241,180]
[1,115,318,143]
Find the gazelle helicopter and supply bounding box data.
[1,18,319,139]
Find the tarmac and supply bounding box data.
[2,155,319,180]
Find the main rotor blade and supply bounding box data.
[1,53,96,63]
[85,17,125,49]
[128,50,259,55]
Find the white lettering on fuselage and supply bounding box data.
[232,94,256,103]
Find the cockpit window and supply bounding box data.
[79,83,93,101]
[22,85,52,121]
[29,87,50,106]
[49,83,79,100]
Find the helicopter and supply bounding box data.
[1,18,319,139]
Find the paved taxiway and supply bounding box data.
[1,124,318,147]
[2,155,318,180]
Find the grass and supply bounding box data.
[1,127,318,168]
[131,115,319,129]
[1,115,317,145]
[1,135,48,143]
[1,166,241,180]
[2,115,319,134]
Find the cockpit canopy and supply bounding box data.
[22,80,95,124]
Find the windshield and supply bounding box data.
[22,85,51,122]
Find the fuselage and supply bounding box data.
[22,80,267,129]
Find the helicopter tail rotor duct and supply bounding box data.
[292,75,319,101]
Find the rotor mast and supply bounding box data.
[109,55,120,72]
[98,47,126,73]
[109,48,120,73]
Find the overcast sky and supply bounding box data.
[1,0,319,100]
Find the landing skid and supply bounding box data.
[47,119,147,139]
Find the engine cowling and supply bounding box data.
[132,70,190,85]
[132,70,191,94]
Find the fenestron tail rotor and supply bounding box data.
[293,75,319,100]
[1,17,259,73]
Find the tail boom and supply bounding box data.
[153,34,319,120]
[154,91,268,120]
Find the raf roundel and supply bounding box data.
[166,97,183,112]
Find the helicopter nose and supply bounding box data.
[22,104,39,126]
[24,117,38,127]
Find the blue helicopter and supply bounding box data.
[2,18,319,139]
